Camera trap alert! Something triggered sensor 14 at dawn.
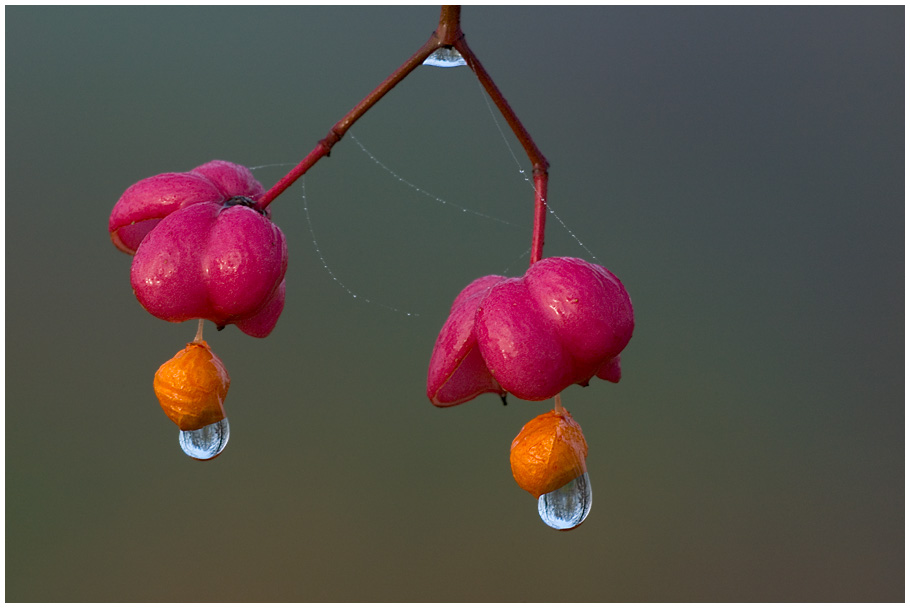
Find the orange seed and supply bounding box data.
[510,408,588,499]
[153,340,230,431]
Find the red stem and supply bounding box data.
[257,35,442,208]
[257,5,550,268]
[531,173,548,265]
[451,32,549,266]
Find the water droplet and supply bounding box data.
[423,47,467,68]
[537,472,592,530]
[179,418,230,460]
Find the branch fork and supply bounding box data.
[257,5,549,267]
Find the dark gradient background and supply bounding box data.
[6,6,904,602]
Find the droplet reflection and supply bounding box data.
[538,472,592,530]
[179,418,229,460]
[423,47,467,68]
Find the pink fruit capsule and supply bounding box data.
[111,161,287,337]
[427,257,633,405]
[130,198,287,338]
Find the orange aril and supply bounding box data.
[510,406,588,499]
[153,340,230,431]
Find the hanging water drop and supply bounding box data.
[179,418,230,460]
[537,472,592,530]
[423,47,467,68]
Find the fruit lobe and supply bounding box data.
[109,160,265,255]
[510,408,588,499]
[153,340,231,431]
[425,275,506,406]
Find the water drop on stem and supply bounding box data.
[423,46,467,68]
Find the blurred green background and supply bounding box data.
[6,5,903,602]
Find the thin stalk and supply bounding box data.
[193,318,205,343]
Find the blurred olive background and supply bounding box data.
[6,5,903,602]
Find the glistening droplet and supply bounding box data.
[423,47,467,68]
[179,418,230,460]
[537,472,592,530]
